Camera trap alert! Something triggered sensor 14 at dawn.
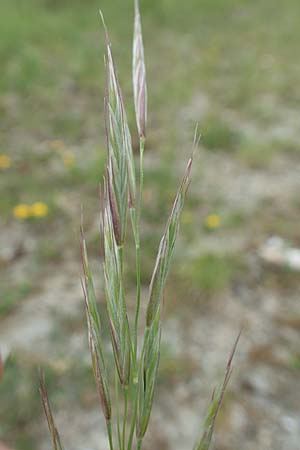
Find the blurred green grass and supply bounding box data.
[1,0,300,222]
[1,0,300,215]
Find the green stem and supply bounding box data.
[115,371,122,450]
[118,244,124,274]
[106,420,114,450]
[118,243,134,376]
[133,242,141,358]
[126,373,138,450]
[122,387,128,450]
[137,437,143,450]
[126,327,149,450]
[133,137,145,359]
[117,243,132,450]
[126,138,145,450]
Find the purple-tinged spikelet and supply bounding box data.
[133,0,147,138]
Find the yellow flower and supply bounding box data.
[205,213,221,230]
[30,202,49,218]
[13,204,31,220]
[62,151,75,167]
[0,154,11,169]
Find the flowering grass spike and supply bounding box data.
[41,3,239,450]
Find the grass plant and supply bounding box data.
[40,2,239,450]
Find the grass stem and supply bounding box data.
[126,373,138,450]
[133,137,145,359]
[137,437,143,450]
[115,371,122,450]
[106,420,114,450]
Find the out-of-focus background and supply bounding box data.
[1,0,300,449]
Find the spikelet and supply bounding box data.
[138,132,199,438]
[83,281,112,420]
[39,372,65,450]
[146,140,197,327]
[136,309,161,439]
[80,227,112,420]
[194,332,241,450]
[133,0,147,138]
[101,11,136,227]
[102,176,132,386]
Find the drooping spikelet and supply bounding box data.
[83,282,112,421]
[80,227,111,421]
[39,372,64,450]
